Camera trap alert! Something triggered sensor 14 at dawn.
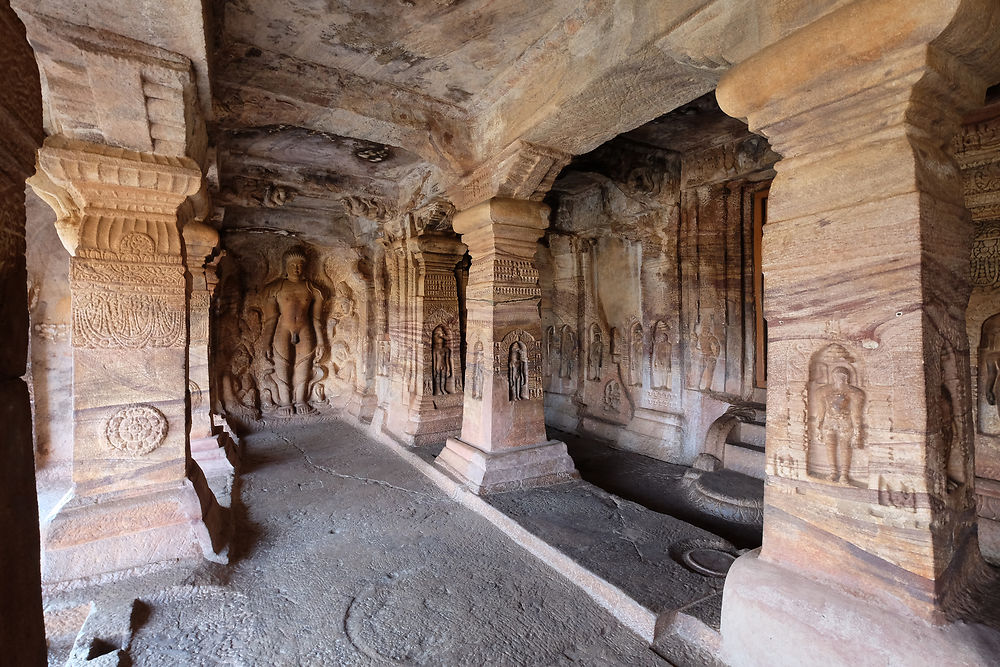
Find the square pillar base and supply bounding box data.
[720,549,1000,667]
[436,437,578,495]
[42,480,227,585]
[384,394,464,447]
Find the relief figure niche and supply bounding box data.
[651,320,672,390]
[979,312,1000,435]
[560,325,576,380]
[545,325,559,379]
[806,344,866,485]
[431,325,453,395]
[509,341,528,401]
[628,321,643,386]
[588,324,603,381]
[262,249,325,416]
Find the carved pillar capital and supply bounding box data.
[29,136,202,257]
[448,142,571,211]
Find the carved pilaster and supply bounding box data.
[714,1,1000,659]
[436,198,577,493]
[958,101,1000,563]
[383,231,467,445]
[30,136,226,582]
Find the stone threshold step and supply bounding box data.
[366,426,731,666]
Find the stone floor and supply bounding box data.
[43,421,678,666]
[555,429,763,550]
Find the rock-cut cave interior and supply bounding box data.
[3,1,1000,665]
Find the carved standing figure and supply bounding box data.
[811,366,865,484]
[431,325,452,395]
[546,326,559,378]
[588,325,603,381]
[471,341,484,400]
[262,249,325,416]
[629,322,643,386]
[509,342,527,401]
[560,326,576,380]
[980,313,1000,429]
[651,320,672,389]
[697,317,721,390]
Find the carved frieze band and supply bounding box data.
[72,285,185,349]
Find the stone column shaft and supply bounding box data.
[436,198,577,493]
[30,137,226,581]
[715,1,1000,663]
[383,232,467,445]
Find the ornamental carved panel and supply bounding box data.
[105,403,168,457]
[73,288,185,349]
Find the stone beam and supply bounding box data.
[14,10,208,166]
[447,140,571,212]
[714,0,1000,662]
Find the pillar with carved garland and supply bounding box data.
[714,2,1000,664]
[383,230,468,445]
[436,198,578,493]
[30,136,227,582]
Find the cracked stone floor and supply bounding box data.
[43,420,671,666]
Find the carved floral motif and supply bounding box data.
[105,404,168,457]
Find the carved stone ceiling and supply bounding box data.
[22,0,859,246]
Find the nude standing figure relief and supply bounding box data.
[262,249,325,416]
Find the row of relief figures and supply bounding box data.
[541,314,725,393]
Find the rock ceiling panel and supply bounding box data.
[219,0,580,106]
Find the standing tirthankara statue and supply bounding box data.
[431,325,452,395]
[262,249,325,416]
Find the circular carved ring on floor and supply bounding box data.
[669,537,741,579]
[681,547,737,578]
[105,403,168,457]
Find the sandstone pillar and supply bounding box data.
[383,231,467,445]
[30,136,227,582]
[184,219,237,484]
[0,2,44,660]
[436,198,577,493]
[715,2,1000,663]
